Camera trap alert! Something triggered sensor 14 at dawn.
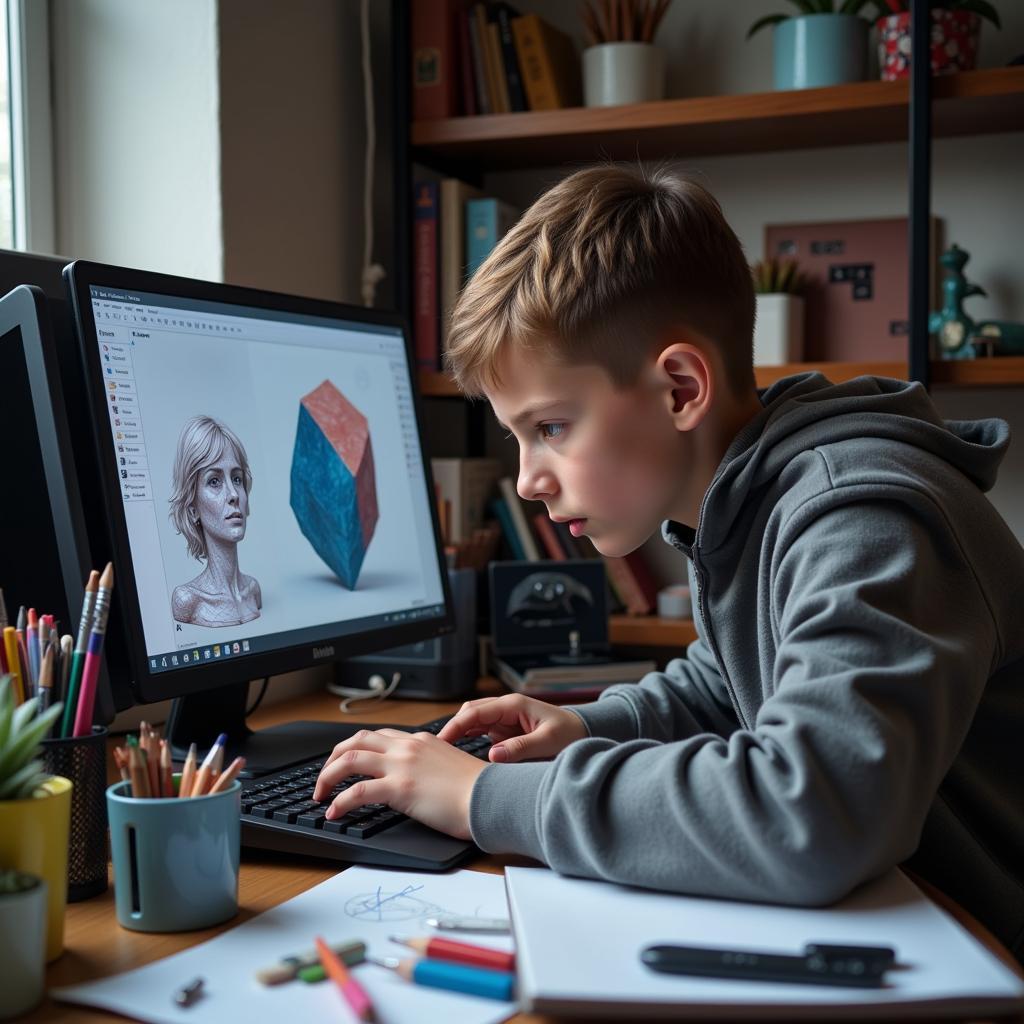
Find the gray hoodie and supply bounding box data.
[469,373,1024,962]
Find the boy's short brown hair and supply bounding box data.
[444,164,755,397]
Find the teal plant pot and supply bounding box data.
[774,14,868,90]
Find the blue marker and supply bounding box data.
[370,956,515,1002]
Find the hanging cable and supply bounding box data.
[360,0,386,307]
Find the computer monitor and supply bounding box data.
[0,255,134,724]
[63,261,454,774]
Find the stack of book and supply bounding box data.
[411,2,582,120]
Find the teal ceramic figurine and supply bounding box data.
[930,244,1024,359]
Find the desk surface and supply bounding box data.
[31,688,1023,1024]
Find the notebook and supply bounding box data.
[505,866,1024,1019]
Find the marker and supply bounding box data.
[72,563,114,737]
[26,608,39,693]
[59,634,73,706]
[255,939,365,986]
[369,956,516,1002]
[425,914,511,933]
[389,935,515,973]
[62,570,99,738]
[189,733,227,797]
[315,935,376,1022]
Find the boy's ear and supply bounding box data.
[655,342,713,432]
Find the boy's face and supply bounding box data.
[486,347,689,558]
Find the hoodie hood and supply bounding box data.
[665,373,1010,555]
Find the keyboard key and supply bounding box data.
[296,810,327,829]
[346,813,400,839]
[248,801,289,818]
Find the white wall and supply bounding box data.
[479,0,1024,583]
[50,0,223,280]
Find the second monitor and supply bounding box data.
[64,261,455,774]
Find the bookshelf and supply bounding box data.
[610,615,697,648]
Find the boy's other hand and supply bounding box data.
[312,729,486,840]
[437,694,587,763]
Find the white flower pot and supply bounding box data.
[583,43,666,107]
[0,874,48,1019]
[754,294,805,366]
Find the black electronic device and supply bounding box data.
[333,566,478,700]
[489,560,655,698]
[62,260,456,779]
[0,281,130,723]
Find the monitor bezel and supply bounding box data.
[63,259,455,704]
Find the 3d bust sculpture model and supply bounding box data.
[168,415,262,627]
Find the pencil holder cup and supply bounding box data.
[0,775,72,962]
[41,726,109,902]
[106,777,241,933]
[0,871,48,1019]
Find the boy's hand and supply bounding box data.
[312,729,487,840]
[438,694,587,763]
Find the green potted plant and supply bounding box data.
[0,868,48,1017]
[747,1,879,90]
[876,1,1001,80]
[0,676,70,963]
[752,257,809,365]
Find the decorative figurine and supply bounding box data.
[930,243,1024,359]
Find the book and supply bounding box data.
[494,4,528,112]
[472,3,502,114]
[431,457,501,543]
[510,13,582,111]
[411,0,460,121]
[454,3,477,116]
[532,511,567,561]
[624,549,659,613]
[490,496,525,560]
[466,197,520,277]
[412,180,440,370]
[464,5,490,114]
[486,21,511,113]
[439,177,482,346]
[506,865,1024,1018]
[498,476,541,561]
[492,654,656,696]
[602,554,651,615]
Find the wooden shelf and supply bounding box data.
[420,357,1024,398]
[412,67,1024,169]
[610,615,697,648]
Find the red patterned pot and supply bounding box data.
[877,9,980,80]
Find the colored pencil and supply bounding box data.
[315,935,375,1022]
[389,935,516,973]
[72,563,114,737]
[26,607,39,693]
[189,733,227,797]
[62,571,99,738]
[179,743,198,798]
[127,739,150,798]
[37,641,55,715]
[208,755,246,794]
[59,634,73,706]
[2,627,24,704]
[160,739,173,799]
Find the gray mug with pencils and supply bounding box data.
[106,756,242,932]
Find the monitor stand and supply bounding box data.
[165,681,373,777]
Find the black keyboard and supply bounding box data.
[239,716,491,871]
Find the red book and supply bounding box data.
[456,6,478,115]
[411,0,460,121]
[602,555,649,615]
[532,512,567,560]
[624,549,659,613]
[413,180,440,370]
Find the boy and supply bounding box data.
[315,165,1024,961]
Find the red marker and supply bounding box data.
[389,935,515,973]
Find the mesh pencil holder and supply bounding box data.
[41,726,109,902]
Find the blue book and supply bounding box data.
[490,496,525,560]
[466,197,520,278]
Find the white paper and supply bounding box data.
[506,866,1024,1019]
[52,866,516,1024]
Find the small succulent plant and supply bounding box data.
[0,676,63,801]
[751,256,809,295]
[0,868,41,896]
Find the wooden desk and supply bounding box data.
[31,689,1023,1024]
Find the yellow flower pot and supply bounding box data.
[0,776,72,961]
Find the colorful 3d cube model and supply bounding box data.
[290,380,379,588]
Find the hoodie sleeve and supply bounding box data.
[469,493,997,905]
[568,633,741,742]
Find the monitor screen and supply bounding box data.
[65,263,452,705]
